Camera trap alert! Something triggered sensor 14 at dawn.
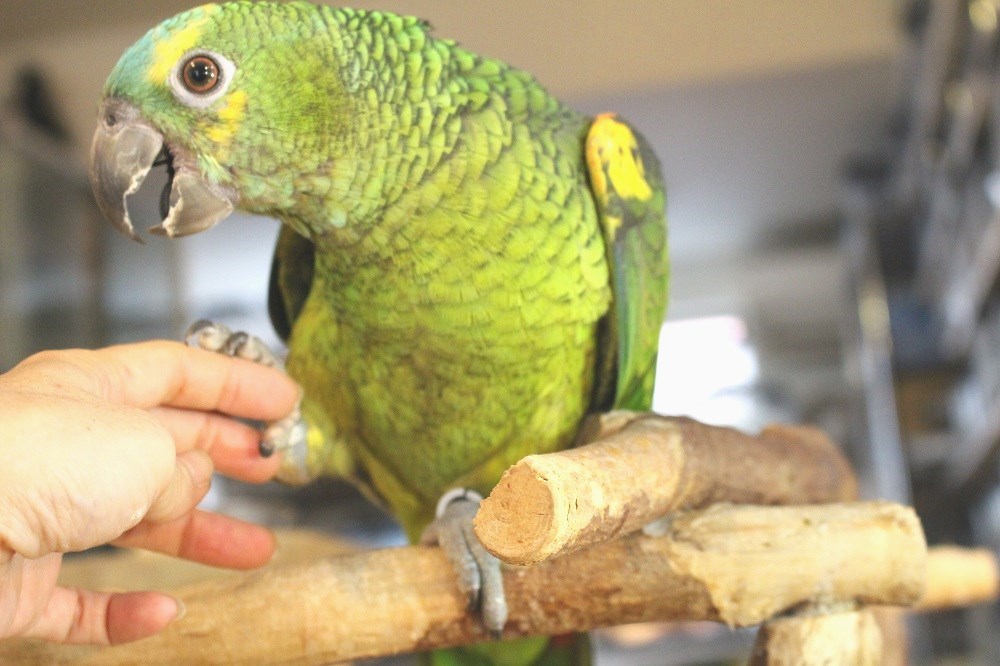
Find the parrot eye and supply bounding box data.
[181,56,221,94]
[168,50,235,109]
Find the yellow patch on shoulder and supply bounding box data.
[586,113,653,212]
[206,89,248,146]
[146,5,219,84]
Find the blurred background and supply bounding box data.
[2,0,999,663]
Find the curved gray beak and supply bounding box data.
[89,102,162,241]
[89,99,235,240]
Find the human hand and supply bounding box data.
[0,340,299,645]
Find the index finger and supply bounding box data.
[95,340,300,420]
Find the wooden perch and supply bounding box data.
[918,545,1000,610]
[750,609,884,666]
[475,412,858,565]
[747,545,1000,666]
[0,502,923,666]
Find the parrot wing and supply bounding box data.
[268,226,316,343]
[585,114,669,412]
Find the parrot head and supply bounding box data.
[90,1,355,240]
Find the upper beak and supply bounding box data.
[89,101,162,241]
[89,99,235,240]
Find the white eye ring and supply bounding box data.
[169,49,236,108]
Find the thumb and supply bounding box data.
[144,450,214,524]
[24,587,182,645]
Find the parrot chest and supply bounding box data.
[285,231,607,531]
[283,120,613,531]
[290,275,593,499]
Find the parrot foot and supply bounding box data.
[184,319,312,484]
[185,319,281,367]
[421,489,508,638]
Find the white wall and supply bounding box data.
[1,1,902,160]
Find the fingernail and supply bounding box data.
[180,450,214,490]
[170,597,186,623]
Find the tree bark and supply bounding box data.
[0,502,923,666]
[750,609,883,666]
[475,412,858,565]
[918,545,999,610]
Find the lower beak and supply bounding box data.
[89,99,235,240]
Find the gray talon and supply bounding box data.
[422,490,508,636]
[184,319,214,340]
[261,405,306,455]
[226,331,281,367]
[185,319,280,367]
[182,319,311,484]
[267,409,312,485]
[223,331,250,357]
[185,319,232,352]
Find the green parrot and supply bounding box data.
[89,3,667,664]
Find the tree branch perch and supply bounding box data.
[0,502,924,666]
[1,416,991,664]
[475,412,859,565]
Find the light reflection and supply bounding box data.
[652,315,759,426]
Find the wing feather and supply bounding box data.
[584,114,669,411]
[267,226,316,343]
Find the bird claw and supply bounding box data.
[185,319,281,367]
[184,319,312,484]
[422,489,508,638]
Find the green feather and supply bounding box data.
[596,125,669,411]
